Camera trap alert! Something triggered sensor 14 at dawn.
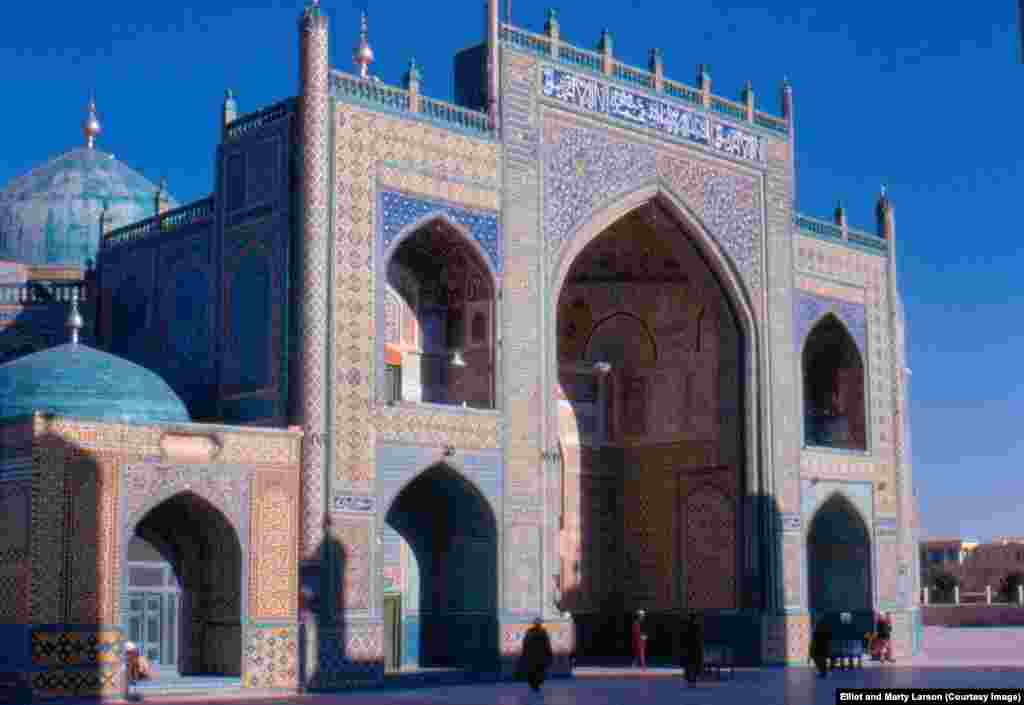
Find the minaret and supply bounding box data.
[83,96,102,149]
[353,12,374,79]
[297,0,330,562]
[222,89,238,138]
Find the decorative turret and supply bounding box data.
[741,80,755,121]
[649,48,664,92]
[544,8,560,41]
[222,89,238,136]
[876,186,895,240]
[781,77,794,132]
[403,58,422,112]
[353,12,374,79]
[154,177,171,216]
[834,201,847,228]
[698,64,712,107]
[83,96,102,149]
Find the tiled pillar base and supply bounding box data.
[500,618,574,677]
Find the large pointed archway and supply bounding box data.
[383,464,499,672]
[807,492,873,615]
[126,492,244,677]
[551,190,756,663]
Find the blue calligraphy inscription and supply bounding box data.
[541,67,766,164]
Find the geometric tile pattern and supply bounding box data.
[31,667,121,698]
[373,406,500,449]
[794,290,867,357]
[65,451,120,625]
[332,101,500,495]
[244,626,298,689]
[542,117,764,294]
[298,3,330,558]
[122,462,249,538]
[307,624,384,687]
[250,475,299,619]
[31,630,123,667]
[0,561,28,623]
[782,536,804,607]
[684,485,737,609]
[331,518,371,611]
[379,190,501,274]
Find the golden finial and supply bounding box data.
[83,95,102,149]
[354,12,374,79]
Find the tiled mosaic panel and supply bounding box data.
[333,103,500,499]
[505,525,540,614]
[684,485,737,609]
[783,536,804,607]
[32,416,300,465]
[0,561,28,623]
[244,626,298,689]
[122,462,249,537]
[797,237,896,505]
[30,444,68,624]
[878,540,901,605]
[250,473,299,619]
[379,190,501,274]
[298,6,330,556]
[308,624,384,687]
[0,481,29,562]
[784,615,811,662]
[794,291,867,357]
[761,616,786,662]
[542,117,763,294]
[500,621,572,673]
[623,469,675,608]
[331,517,371,611]
[31,630,122,667]
[31,666,121,698]
[65,450,120,625]
[373,407,500,449]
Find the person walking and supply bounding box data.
[681,612,704,688]
[632,610,647,669]
[519,618,554,696]
[809,619,832,678]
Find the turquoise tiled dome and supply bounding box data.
[0,148,177,266]
[0,342,190,425]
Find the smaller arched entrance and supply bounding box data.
[125,492,243,677]
[807,493,873,617]
[384,464,499,672]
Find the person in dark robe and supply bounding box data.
[632,610,647,669]
[877,612,894,662]
[519,618,554,693]
[681,612,704,687]
[809,619,832,678]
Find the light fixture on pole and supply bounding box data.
[449,349,468,368]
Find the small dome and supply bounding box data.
[0,148,177,267]
[0,343,190,425]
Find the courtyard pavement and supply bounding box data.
[108,628,1024,705]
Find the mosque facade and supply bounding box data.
[0,1,922,700]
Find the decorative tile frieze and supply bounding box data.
[379,189,501,275]
[333,493,376,513]
[794,290,867,356]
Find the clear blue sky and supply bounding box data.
[1,1,1020,542]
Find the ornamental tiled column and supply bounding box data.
[297,1,330,561]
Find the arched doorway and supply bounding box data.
[802,315,866,450]
[807,493,873,615]
[384,464,499,672]
[553,197,748,663]
[126,492,243,677]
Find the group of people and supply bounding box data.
[517,609,708,697]
[809,611,895,678]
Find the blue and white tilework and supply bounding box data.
[379,190,501,275]
[794,291,867,356]
[542,121,657,261]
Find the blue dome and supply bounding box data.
[0,148,177,266]
[0,342,190,425]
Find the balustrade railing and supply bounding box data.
[102,197,215,249]
[612,61,655,90]
[331,71,493,137]
[795,214,889,254]
[795,214,844,241]
[224,98,295,141]
[500,21,790,136]
[847,228,888,254]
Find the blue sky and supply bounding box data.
[1,1,1020,541]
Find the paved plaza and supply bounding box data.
[106,628,1024,705]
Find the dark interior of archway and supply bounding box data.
[385,220,495,408]
[803,315,866,450]
[555,200,747,664]
[133,493,243,676]
[385,465,499,671]
[807,495,872,618]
